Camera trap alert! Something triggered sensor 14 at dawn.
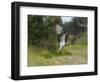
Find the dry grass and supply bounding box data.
[28,44,87,67]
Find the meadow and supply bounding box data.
[28,44,87,66]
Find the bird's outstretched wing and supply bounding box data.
[55,24,63,35]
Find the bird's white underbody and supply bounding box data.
[55,24,69,51]
[59,41,65,51]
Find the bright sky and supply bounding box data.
[61,17,74,24]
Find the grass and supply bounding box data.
[28,44,87,67]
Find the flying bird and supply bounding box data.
[55,24,69,52]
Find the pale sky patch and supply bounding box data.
[61,17,74,24]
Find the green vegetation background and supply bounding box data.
[28,15,88,66]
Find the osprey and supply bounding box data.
[55,24,69,51]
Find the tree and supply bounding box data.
[28,15,63,50]
[63,17,87,44]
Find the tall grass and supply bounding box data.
[75,32,87,45]
[28,44,87,66]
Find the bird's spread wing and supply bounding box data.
[55,24,63,35]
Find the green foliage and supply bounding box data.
[75,32,87,45]
[28,15,87,46]
[63,17,87,44]
[28,15,62,50]
[64,17,87,34]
